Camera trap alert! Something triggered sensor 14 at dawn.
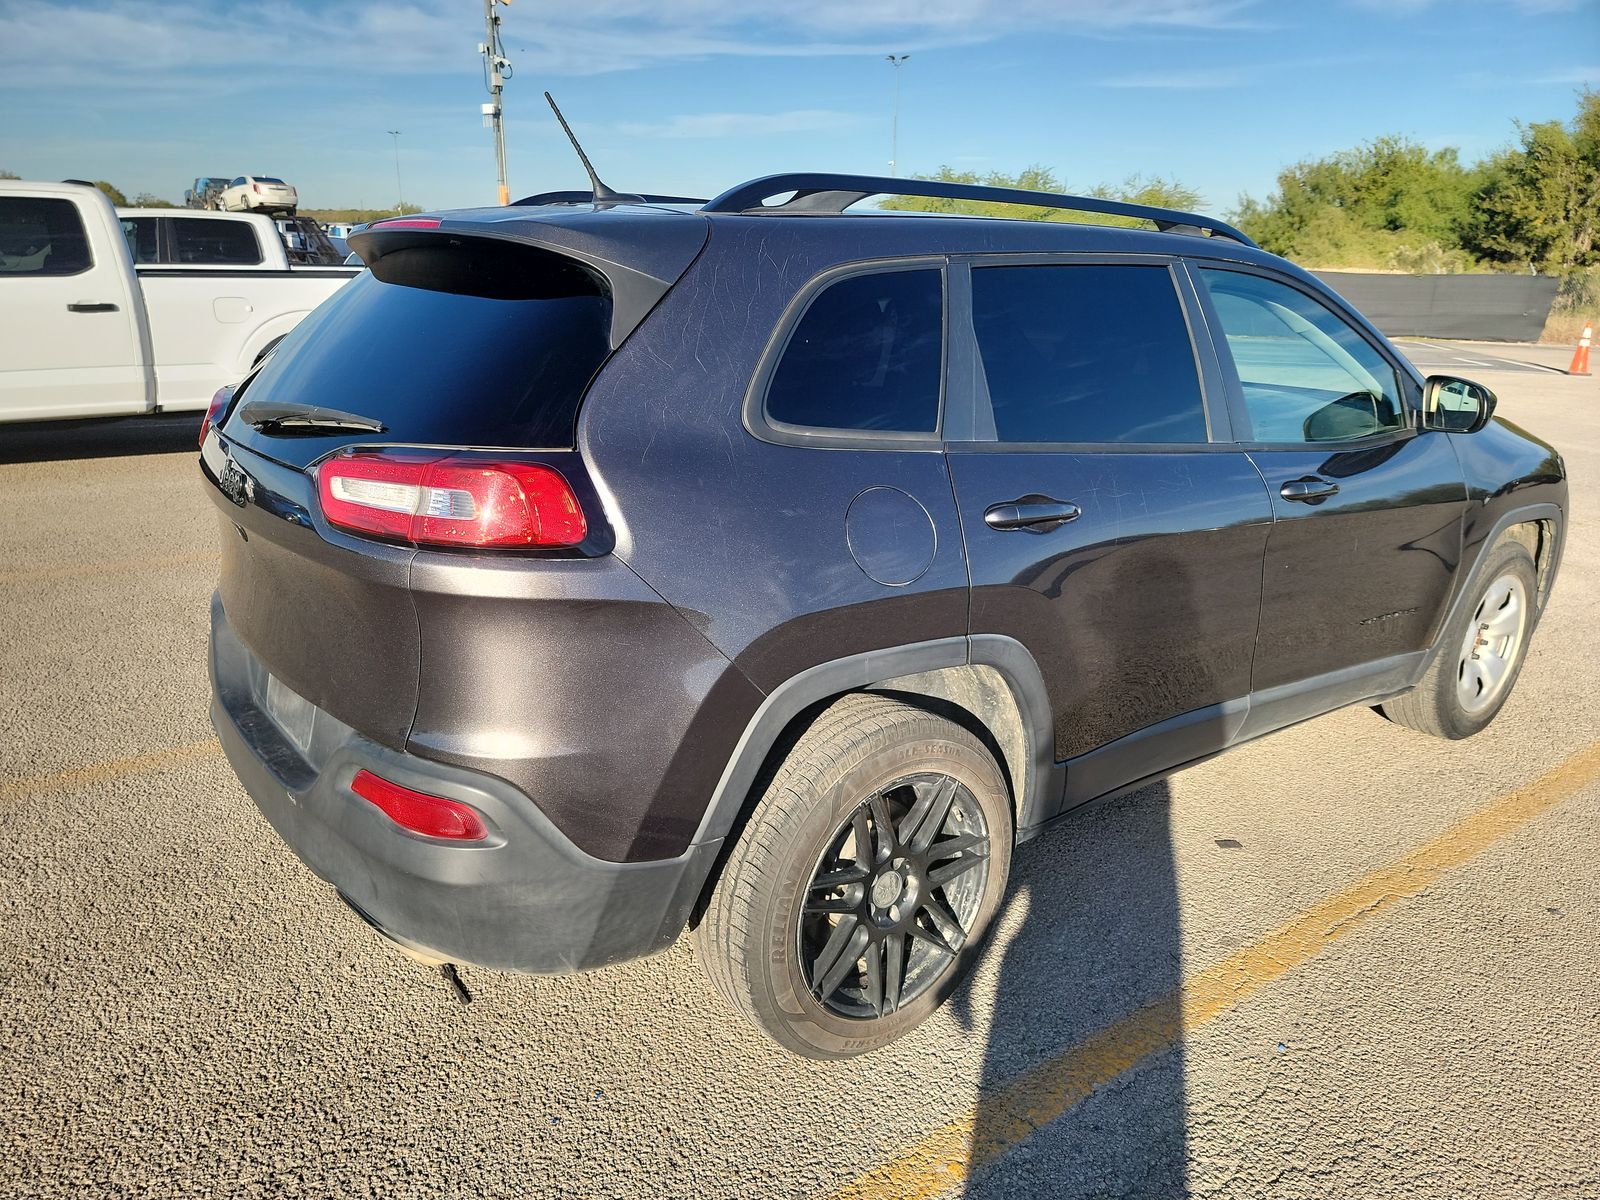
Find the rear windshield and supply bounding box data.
[231,239,612,451]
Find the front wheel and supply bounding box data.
[695,694,1013,1059]
[1378,540,1538,739]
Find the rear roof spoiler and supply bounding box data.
[701,172,1257,247]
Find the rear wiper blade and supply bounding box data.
[238,401,387,435]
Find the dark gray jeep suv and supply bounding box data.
[203,173,1566,1058]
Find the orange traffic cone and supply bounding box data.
[1570,320,1593,376]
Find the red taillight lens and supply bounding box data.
[350,770,488,841]
[317,451,588,548]
[252,183,261,194]
[199,385,232,447]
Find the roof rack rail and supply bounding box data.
[701,172,1257,247]
[513,190,709,207]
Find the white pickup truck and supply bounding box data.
[0,180,359,424]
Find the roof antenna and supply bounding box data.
[544,91,636,205]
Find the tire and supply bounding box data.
[695,693,1013,1059]
[1378,540,1538,739]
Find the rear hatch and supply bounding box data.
[202,209,707,749]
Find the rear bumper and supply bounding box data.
[210,595,719,974]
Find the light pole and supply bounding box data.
[886,54,909,177]
[387,130,404,212]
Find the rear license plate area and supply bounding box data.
[264,673,315,754]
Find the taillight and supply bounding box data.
[350,769,487,841]
[252,183,261,194]
[317,450,587,548]
[199,385,232,447]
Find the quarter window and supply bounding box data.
[0,197,92,276]
[1199,269,1404,443]
[121,217,160,264]
[970,265,1207,443]
[170,217,263,266]
[765,268,943,434]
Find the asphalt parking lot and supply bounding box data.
[2,346,1597,1199]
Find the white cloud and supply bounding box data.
[0,0,1265,88]
[617,110,864,139]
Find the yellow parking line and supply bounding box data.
[828,740,1600,1200]
[0,738,221,803]
[0,550,216,588]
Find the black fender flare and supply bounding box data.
[1417,500,1564,678]
[689,634,1057,847]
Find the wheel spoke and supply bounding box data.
[922,890,969,948]
[867,791,898,858]
[927,848,987,888]
[1478,650,1509,691]
[803,895,857,915]
[908,917,957,958]
[816,921,871,1001]
[927,831,984,863]
[902,776,958,853]
[1484,592,1522,637]
[863,938,885,1017]
[851,809,874,871]
[810,913,860,993]
[808,865,869,893]
[882,933,905,1014]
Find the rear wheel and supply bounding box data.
[1379,540,1537,739]
[695,694,1012,1059]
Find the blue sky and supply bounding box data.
[0,0,1595,215]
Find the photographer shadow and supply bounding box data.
[955,777,1189,1197]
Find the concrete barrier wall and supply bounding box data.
[1311,272,1560,342]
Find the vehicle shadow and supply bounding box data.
[0,414,201,465]
[954,778,1187,1197]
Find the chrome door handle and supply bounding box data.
[1279,477,1339,503]
[984,497,1081,532]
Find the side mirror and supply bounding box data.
[1422,375,1496,434]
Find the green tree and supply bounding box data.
[1465,89,1600,282]
[130,192,177,208]
[0,169,19,180]
[1233,136,1483,267]
[93,180,129,206]
[877,165,1202,227]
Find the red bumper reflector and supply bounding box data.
[350,769,488,841]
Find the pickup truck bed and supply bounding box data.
[0,182,359,423]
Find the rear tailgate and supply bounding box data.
[202,434,419,747]
[202,208,707,752]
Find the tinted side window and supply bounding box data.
[765,269,942,433]
[121,217,159,264]
[971,265,1207,443]
[0,197,92,276]
[170,217,263,265]
[1199,268,1403,443]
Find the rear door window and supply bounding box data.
[969,264,1207,443]
[1198,268,1404,443]
[764,268,943,434]
[0,197,92,276]
[170,217,263,265]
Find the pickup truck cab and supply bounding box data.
[0,181,357,424]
